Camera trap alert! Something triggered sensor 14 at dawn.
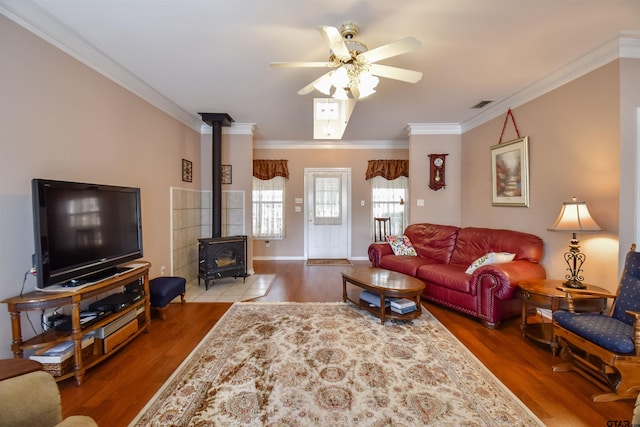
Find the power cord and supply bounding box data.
[19,269,30,298]
[20,267,39,336]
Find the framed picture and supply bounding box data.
[490,136,529,207]
[221,165,232,184]
[181,159,193,183]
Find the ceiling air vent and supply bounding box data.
[472,100,493,109]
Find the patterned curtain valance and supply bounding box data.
[365,159,409,180]
[253,159,289,180]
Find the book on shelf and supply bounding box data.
[29,335,95,363]
[390,298,417,310]
[391,305,418,314]
[359,290,391,308]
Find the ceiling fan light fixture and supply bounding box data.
[332,66,350,88]
[355,71,378,99]
[314,73,333,95]
[359,71,378,88]
[333,86,349,100]
[357,86,376,99]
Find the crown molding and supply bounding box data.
[253,140,408,150]
[620,31,640,58]
[406,123,462,135]
[200,123,256,135]
[461,33,640,133]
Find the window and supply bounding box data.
[313,175,342,225]
[371,176,408,237]
[252,176,285,239]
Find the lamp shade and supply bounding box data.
[548,197,602,232]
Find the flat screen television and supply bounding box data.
[32,179,143,289]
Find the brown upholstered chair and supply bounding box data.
[0,359,97,427]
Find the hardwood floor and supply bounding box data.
[59,260,635,426]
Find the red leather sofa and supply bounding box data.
[368,223,546,328]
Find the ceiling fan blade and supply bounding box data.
[297,71,333,95]
[357,36,422,64]
[271,61,334,68]
[319,26,352,62]
[368,64,423,83]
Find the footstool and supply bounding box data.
[149,276,186,320]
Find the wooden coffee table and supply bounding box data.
[342,267,425,324]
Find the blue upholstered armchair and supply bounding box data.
[553,244,640,402]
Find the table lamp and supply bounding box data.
[548,197,602,289]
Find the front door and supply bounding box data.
[305,168,351,259]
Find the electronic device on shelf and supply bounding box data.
[89,292,142,314]
[31,179,143,289]
[54,311,107,331]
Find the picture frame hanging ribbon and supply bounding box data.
[498,108,521,144]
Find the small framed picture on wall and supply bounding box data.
[182,159,193,183]
[222,165,232,184]
[490,136,529,207]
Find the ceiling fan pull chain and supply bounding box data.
[498,108,521,144]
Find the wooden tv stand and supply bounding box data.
[1,261,151,385]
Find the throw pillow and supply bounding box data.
[465,252,516,274]
[386,235,418,256]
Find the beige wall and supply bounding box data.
[0,16,201,358]
[407,133,462,226]
[462,61,621,290]
[618,58,640,264]
[251,147,409,259]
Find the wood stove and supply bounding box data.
[197,113,247,290]
[198,235,247,290]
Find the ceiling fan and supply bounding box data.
[271,23,423,100]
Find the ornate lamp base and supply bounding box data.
[563,278,587,289]
[562,233,588,289]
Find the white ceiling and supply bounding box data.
[2,0,640,142]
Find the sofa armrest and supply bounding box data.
[368,242,393,267]
[471,260,547,299]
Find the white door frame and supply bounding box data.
[304,168,352,259]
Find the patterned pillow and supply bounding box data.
[386,235,418,256]
[465,252,516,274]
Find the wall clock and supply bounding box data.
[428,154,448,191]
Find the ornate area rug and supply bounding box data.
[130,302,542,426]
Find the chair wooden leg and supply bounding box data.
[180,293,185,304]
[156,306,167,321]
[554,334,640,401]
[592,392,634,402]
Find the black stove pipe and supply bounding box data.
[198,113,234,238]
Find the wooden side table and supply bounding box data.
[0,359,43,381]
[517,279,608,355]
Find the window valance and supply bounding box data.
[253,159,289,180]
[365,159,409,180]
